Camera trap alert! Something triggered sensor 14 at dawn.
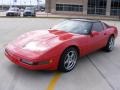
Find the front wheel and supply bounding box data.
[58,47,79,72]
[104,36,115,52]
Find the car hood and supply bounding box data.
[24,10,33,12]
[6,30,74,59]
[7,11,17,13]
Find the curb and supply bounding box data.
[0,16,120,21]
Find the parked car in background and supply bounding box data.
[6,7,21,16]
[23,7,36,17]
[40,8,45,12]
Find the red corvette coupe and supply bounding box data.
[5,19,118,72]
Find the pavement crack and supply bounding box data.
[87,56,115,90]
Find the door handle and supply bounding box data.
[104,33,107,35]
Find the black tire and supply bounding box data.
[58,47,79,72]
[104,36,115,52]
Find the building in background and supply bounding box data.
[45,0,120,16]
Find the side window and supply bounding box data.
[102,22,110,29]
[92,22,104,32]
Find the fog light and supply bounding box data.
[21,59,34,65]
[49,59,53,63]
[21,59,51,65]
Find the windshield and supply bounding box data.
[51,20,92,34]
[25,7,34,10]
[9,8,18,11]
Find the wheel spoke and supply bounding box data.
[67,53,71,58]
[71,52,75,58]
[64,58,69,64]
[66,61,72,69]
[109,37,115,50]
[64,50,77,70]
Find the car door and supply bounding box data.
[86,22,107,54]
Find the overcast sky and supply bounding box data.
[0,0,45,5]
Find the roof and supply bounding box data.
[71,19,101,23]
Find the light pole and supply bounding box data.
[37,0,39,10]
[30,0,32,6]
[10,0,12,8]
[1,0,3,11]
[24,1,26,7]
[37,0,42,11]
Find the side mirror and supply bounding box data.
[91,31,99,36]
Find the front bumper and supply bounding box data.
[5,49,56,70]
[6,13,17,16]
[23,12,35,16]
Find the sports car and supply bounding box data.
[5,19,118,72]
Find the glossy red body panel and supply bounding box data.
[5,26,118,70]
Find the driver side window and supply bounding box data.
[92,22,103,32]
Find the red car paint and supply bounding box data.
[5,22,118,70]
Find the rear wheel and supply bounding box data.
[104,36,115,52]
[58,47,79,72]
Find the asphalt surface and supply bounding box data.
[0,18,120,90]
